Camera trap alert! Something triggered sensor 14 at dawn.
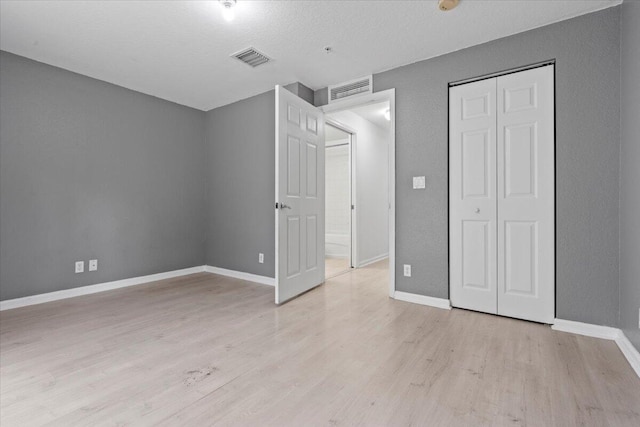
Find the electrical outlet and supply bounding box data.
[259,253,264,264]
[403,264,411,277]
[89,259,98,271]
[75,261,84,274]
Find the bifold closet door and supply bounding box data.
[449,65,555,323]
[449,78,498,314]
[496,66,555,323]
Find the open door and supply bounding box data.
[275,86,325,304]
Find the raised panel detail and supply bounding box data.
[505,123,537,198]
[504,221,538,296]
[462,220,490,290]
[306,215,317,270]
[306,142,317,197]
[287,104,300,125]
[505,84,537,113]
[287,216,300,278]
[307,115,318,134]
[287,136,300,197]
[461,130,489,198]
[462,93,490,120]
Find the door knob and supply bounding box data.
[278,203,292,210]
[475,208,480,213]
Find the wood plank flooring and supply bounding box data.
[1,260,639,426]
[325,257,350,279]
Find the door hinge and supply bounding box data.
[351,204,355,210]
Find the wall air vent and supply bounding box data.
[328,75,373,103]
[231,47,271,68]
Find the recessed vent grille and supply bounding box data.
[329,75,373,103]
[231,47,271,68]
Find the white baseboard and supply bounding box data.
[0,266,206,311]
[358,253,389,268]
[393,291,451,310]
[552,318,640,378]
[551,319,619,340]
[204,266,275,287]
[615,331,640,377]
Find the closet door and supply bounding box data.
[449,78,498,314]
[496,66,554,323]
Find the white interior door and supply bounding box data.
[449,65,555,324]
[497,66,555,323]
[449,78,498,314]
[275,86,325,304]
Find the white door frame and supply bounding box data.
[321,89,396,297]
[325,119,357,271]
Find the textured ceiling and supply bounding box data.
[0,0,621,111]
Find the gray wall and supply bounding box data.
[205,8,622,327]
[284,82,314,105]
[1,6,629,333]
[373,7,621,326]
[620,1,640,350]
[0,51,206,300]
[205,91,276,278]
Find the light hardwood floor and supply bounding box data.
[1,260,639,426]
[325,257,351,279]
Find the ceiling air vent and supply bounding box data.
[328,75,373,103]
[231,47,271,68]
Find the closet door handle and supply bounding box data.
[475,208,480,213]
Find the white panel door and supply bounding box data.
[275,86,325,304]
[449,78,498,314]
[497,66,554,323]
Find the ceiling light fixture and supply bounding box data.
[384,109,391,121]
[438,0,459,11]
[219,0,237,22]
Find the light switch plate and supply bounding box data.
[89,259,98,271]
[413,176,426,189]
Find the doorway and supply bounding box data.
[324,98,393,285]
[275,86,396,304]
[324,123,353,279]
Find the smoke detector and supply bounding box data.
[438,0,459,11]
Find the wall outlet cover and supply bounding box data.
[89,259,98,271]
[403,264,411,277]
[75,261,84,274]
[413,176,426,189]
[259,253,264,264]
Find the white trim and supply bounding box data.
[616,331,640,377]
[393,291,451,310]
[274,85,281,300]
[552,319,640,378]
[204,266,275,287]
[551,318,619,340]
[322,88,396,298]
[0,266,205,311]
[358,253,389,268]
